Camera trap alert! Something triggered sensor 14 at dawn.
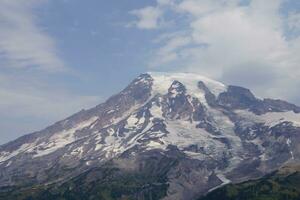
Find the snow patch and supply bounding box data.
[5,161,12,167]
[217,173,231,184]
[95,143,102,151]
[209,174,231,192]
[0,143,36,163]
[126,114,139,128]
[286,138,295,160]
[149,104,163,118]
[33,116,99,158]
[107,109,116,114]
[146,140,164,149]
[70,146,84,157]
[208,174,231,192]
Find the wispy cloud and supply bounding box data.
[129,0,300,104]
[288,11,300,33]
[0,0,103,144]
[0,72,101,144]
[129,6,163,29]
[128,0,177,30]
[0,73,100,119]
[0,0,66,72]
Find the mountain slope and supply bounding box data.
[199,164,300,200]
[0,72,300,200]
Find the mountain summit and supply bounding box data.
[0,72,300,200]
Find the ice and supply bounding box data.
[163,120,227,158]
[235,110,300,128]
[148,72,227,99]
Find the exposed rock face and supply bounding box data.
[0,72,299,200]
[218,85,257,110]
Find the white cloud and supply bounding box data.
[0,71,101,144]
[130,6,163,29]
[129,0,178,30]
[288,12,300,33]
[0,0,66,72]
[130,0,300,104]
[0,73,101,120]
[156,34,192,63]
[0,86,99,120]
[0,87,101,145]
[0,1,102,144]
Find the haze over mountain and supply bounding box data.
[0,72,299,200]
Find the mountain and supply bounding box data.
[0,72,299,200]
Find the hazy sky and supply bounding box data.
[0,0,300,144]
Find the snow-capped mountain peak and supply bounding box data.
[147,72,227,97]
[0,72,299,199]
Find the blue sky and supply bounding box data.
[0,0,300,144]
